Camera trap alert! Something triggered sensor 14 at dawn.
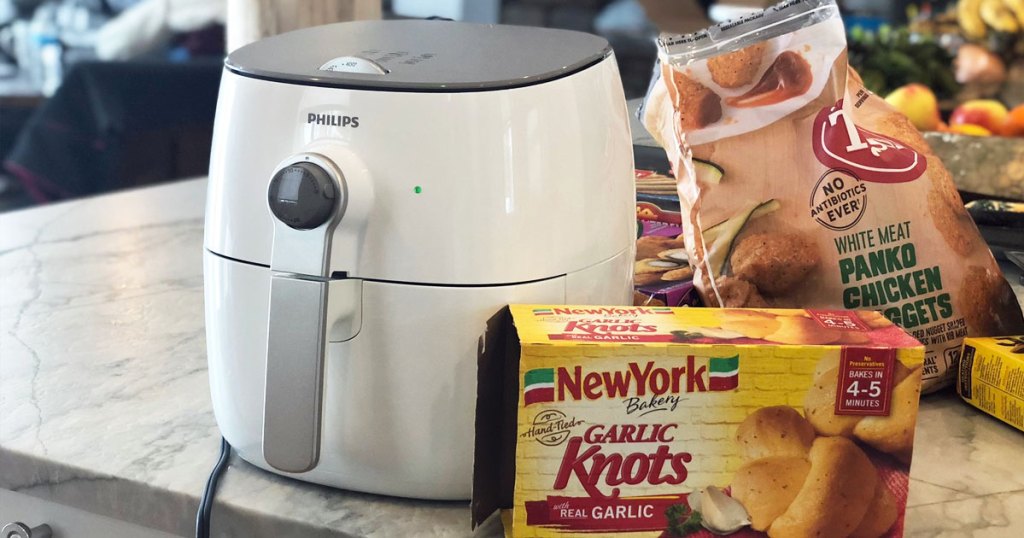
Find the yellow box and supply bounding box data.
[957,336,1024,431]
[473,306,925,538]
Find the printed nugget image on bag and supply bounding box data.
[472,305,925,537]
[641,0,1024,392]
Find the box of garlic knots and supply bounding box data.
[473,305,924,538]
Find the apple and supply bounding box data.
[949,100,1009,134]
[884,84,941,131]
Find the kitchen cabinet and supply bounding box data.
[1,489,182,538]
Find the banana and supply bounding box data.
[959,0,988,38]
[980,0,1020,32]
[1003,0,1024,27]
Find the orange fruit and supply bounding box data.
[1001,104,1024,137]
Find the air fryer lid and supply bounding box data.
[226,20,611,91]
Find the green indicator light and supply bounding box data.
[414,186,423,194]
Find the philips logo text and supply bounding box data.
[307,113,359,128]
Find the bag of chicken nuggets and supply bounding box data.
[641,0,1024,392]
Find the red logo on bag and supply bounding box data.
[812,100,927,183]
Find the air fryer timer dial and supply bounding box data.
[268,162,339,230]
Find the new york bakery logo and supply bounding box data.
[533,307,674,317]
[811,98,927,184]
[524,356,740,406]
[532,307,673,341]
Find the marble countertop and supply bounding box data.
[1,179,1023,537]
[0,180,466,537]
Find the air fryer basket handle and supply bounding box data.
[263,275,329,473]
[261,148,369,474]
[261,152,345,474]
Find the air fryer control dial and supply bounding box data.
[268,162,338,230]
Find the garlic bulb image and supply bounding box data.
[688,486,752,535]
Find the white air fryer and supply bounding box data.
[203,20,634,500]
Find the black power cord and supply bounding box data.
[196,437,231,538]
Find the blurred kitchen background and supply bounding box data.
[0,0,1021,212]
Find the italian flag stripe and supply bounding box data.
[708,356,739,391]
[524,368,554,386]
[524,368,556,405]
[709,355,739,374]
[524,387,555,405]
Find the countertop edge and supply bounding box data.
[0,446,197,536]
